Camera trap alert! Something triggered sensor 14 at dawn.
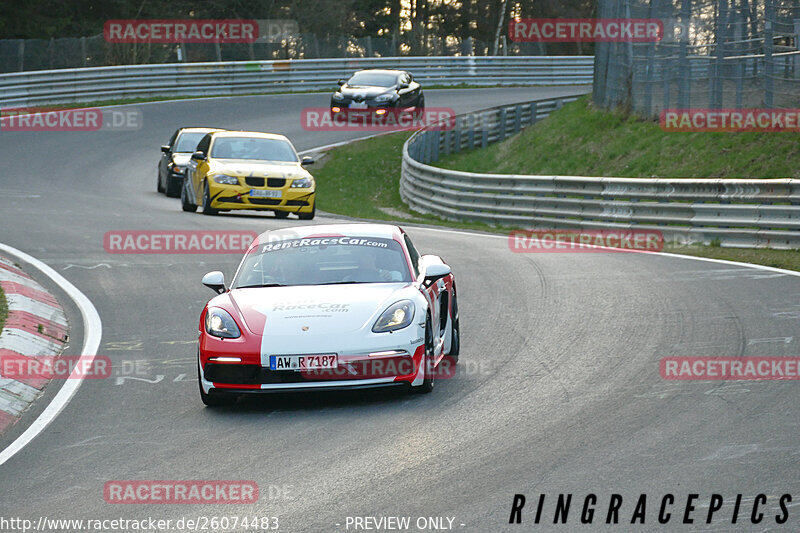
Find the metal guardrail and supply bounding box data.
[400,96,800,249]
[0,56,594,107]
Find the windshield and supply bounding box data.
[210,137,298,162]
[173,132,207,153]
[347,72,398,87]
[232,236,412,288]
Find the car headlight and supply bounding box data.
[205,308,241,339]
[372,300,415,333]
[291,177,313,188]
[213,174,239,185]
[332,92,345,101]
[170,165,185,175]
[373,93,395,103]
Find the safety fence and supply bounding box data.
[0,56,593,107]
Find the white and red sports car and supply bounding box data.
[197,223,460,406]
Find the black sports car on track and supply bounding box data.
[330,69,424,116]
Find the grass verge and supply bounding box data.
[312,124,800,273]
[433,96,800,179]
[0,286,7,333]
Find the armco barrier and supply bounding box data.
[0,56,593,107]
[400,96,800,249]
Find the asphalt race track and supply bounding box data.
[1,86,799,532]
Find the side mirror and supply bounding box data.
[301,156,314,166]
[161,145,170,153]
[398,82,409,89]
[202,271,226,294]
[191,151,206,161]
[422,263,451,284]
[337,79,346,86]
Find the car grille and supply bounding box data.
[267,178,286,188]
[245,177,264,187]
[285,200,308,206]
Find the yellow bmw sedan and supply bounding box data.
[181,131,316,219]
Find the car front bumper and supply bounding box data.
[208,184,315,213]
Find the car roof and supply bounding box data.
[254,223,404,245]
[178,127,225,134]
[209,131,290,142]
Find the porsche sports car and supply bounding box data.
[158,127,224,197]
[181,130,316,219]
[197,224,460,406]
[330,69,424,117]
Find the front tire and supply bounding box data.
[414,95,425,119]
[165,176,182,198]
[447,294,460,361]
[297,202,315,220]
[157,170,165,193]
[198,365,235,407]
[274,210,290,219]
[415,315,435,394]
[202,183,218,216]
[181,178,197,212]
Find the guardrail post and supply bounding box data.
[513,104,522,134]
[529,102,538,125]
[498,108,507,141]
[443,128,452,156]
[467,114,476,149]
[481,116,489,149]
[430,130,440,162]
[453,118,462,153]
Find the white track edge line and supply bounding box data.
[0,243,102,467]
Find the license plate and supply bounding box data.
[250,189,282,198]
[269,354,338,371]
[349,101,368,109]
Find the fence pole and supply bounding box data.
[712,0,727,108]
[795,19,800,80]
[764,8,774,108]
[677,0,691,109]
